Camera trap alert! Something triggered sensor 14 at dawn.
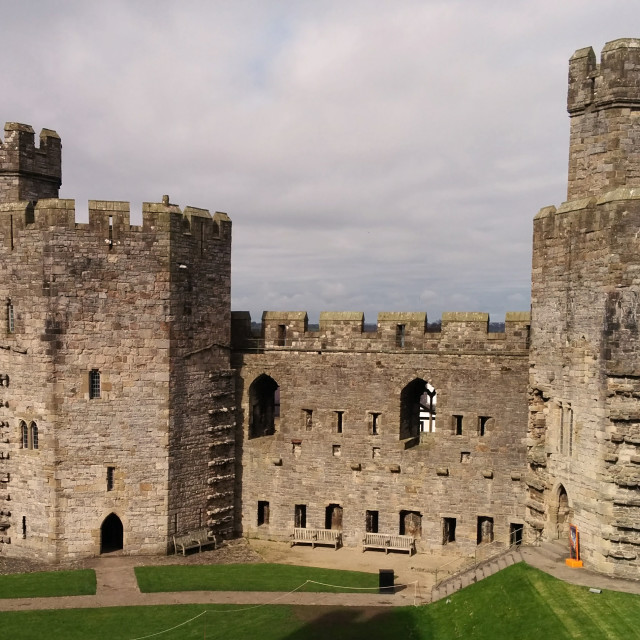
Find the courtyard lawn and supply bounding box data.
[134,562,379,593]
[0,569,96,598]
[1,563,639,639]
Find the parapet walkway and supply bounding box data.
[0,542,638,612]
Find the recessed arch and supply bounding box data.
[400,378,437,439]
[100,513,124,554]
[249,374,279,438]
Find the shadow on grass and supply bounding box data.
[282,605,427,640]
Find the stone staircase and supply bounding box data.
[430,547,524,602]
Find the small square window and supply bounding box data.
[302,409,313,431]
[332,444,341,457]
[89,369,101,399]
[372,446,381,458]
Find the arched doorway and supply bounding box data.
[555,485,572,540]
[100,513,123,553]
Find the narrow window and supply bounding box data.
[22,516,26,539]
[258,501,270,526]
[198,508,203,528]
[30,422,38,450]
[477,516,494,544]
[106,466,115,491]
[7,301,14,334]
[294,504,306,528]
[335,411,344,434]
[365,510,379,533]
[20,421,28,449]
[108,215,113,248]
[369,412,381,435]
[478,416,491,436]
[89,369,101,399]
[443,517,456,544]
[200,219,205,257]
[10,215,14,251]
[292,440,302,456]
[274,387,280,418]
[332,444,341,457]
[396,324,406,347]
[453,415,463,435]
[302,409,313,431]
[559,404,565,453]
[277,324,287,346]
[568,407,574,457]
[173,513,178,534]
[510,523,523,546]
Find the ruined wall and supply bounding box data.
[529,39,640,580]
[233,312,529,555]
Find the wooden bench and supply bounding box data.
[362,532,416,556]
[291,527,342,549]
[173,527,217,556]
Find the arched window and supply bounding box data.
[400,379,437,439]
[249,374,279,438]
[20,421,28,449]
[30,422,38,450]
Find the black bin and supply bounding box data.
[379,569,394,594]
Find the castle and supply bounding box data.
[0,39,638,580]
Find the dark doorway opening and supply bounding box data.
[510,522,523,546]
[399,510,422,538]
[477,516,494,544]
[294,504,306,529]
[325,504,343,530]
[100,513,123,553]
[366,510,379,533]
[443,517,456,544]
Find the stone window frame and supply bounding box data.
[368,411,382,436]
[19,420,28,449]
[6,300,14,334]
[19,420,39,450]
[30,421,38,450]
[89,369,101,400]
[106,466,115,491]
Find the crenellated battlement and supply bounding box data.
[231,310,530,353]
[567,40,640,200]
[0,198,231,253]
[568,39,640,114]
[0,122,61,203]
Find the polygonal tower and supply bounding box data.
[0,123,234,561]
[528,39,640,578]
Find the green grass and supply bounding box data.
[0,569,96,598]
[1,563,639,639]
[135,562,379,593]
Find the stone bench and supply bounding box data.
[173,527,216,556]
[362,532,416,556]
[291,527,342,549]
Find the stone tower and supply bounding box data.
[0,123,234,561]
[0,123,61,203]
[528,39,640,578]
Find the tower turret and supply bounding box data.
[0,122,61,203]
[567,39,640,200]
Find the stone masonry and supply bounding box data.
[0,39,638,581]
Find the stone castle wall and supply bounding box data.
[0,196,232,560]
[530,39,640,580]
[233,312,530,554]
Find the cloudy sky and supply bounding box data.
[1,1,637,323]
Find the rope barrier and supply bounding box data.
[126,577,423,639]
